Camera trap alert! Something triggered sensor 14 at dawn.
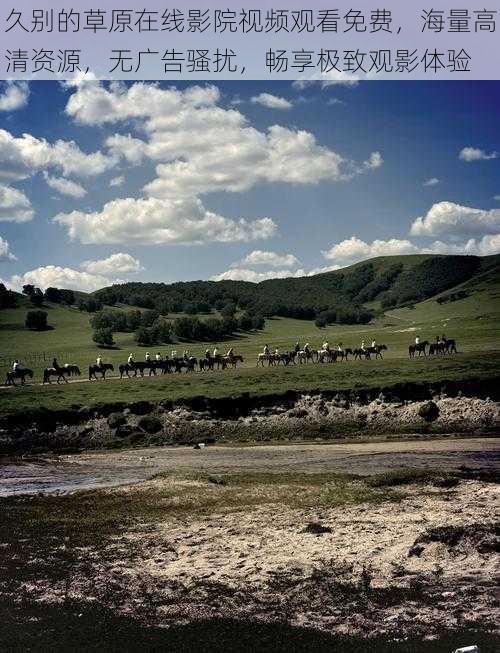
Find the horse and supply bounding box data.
[119,363,136,378]
[43,367,69,384]
[365,344,388,359]
[89,363,114,380]
[257,353,270,367]
[353,348,371,361]
[297,349,314,364]
[199,357,213,372]
[5,368,33,386]
[63,364,81,376]
[335,348,352,362]
[223,354,243,369]
[409,341,429,358]
[443,338,458,354]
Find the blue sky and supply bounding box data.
[0,79,499,292]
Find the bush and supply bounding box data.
[25,310,48,331]
[138,415,163,434]
[92,327,114,347]
[78,298,102,313]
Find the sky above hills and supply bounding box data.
[0,79,499,292]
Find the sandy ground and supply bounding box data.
[64,478,499,640]
[1,436,498,495]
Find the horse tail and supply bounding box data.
[88,366,93,380]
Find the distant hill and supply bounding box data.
[94,254,500,322]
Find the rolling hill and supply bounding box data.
[93,254,500,321]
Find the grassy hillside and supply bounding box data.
[0,253,498,413]
[94,254,497,320]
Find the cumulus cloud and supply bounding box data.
[43,173,86,198]
[0,82,29,112]
[54,196,277,245]
[0,235,16,261]
[322,236,419,265]
[0,128,115,181]
[10,265,111,293]
[0,184,34,222]
[423,177,440,187]
[410,202,500,237]
[235,250,300,268]
[109,175,124,187]
[81,252,142,275]
[251,93,293,110]
[212,261,341,282]
[65,82,381,200]
[459,147,498,162]
[423,235,500,257]
[211,268,299,282]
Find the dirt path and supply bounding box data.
[1,436,498,496]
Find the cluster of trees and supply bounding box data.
[0,283,17,309]
[314,306,373,329]
[89,306,265,347]
[22,284,75,307]
[78,297,103,313]
[172,312,264,342]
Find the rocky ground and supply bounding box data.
[1,391,499,455]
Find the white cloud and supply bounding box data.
[0,128,115,181]
[43,173,86,198]
[10,265,111,293]
[54,196,277,245]
[65,82,380,200]
[410,202,500,237]
[235,250,300,268]
[293,71,360,90]
[322,236,419,265]
[0,184,34,222]
[109,175,124,188]
[81,252,142,275]
[0,236,16,261]
[0,82,29,112]
[211,268,298,282]
[459,147,497,162]
[423,235,500,257]
[423,177,440,187]
[251,93,293,110]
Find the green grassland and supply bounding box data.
[1,256,499,414]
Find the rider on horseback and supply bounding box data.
[361,340,365,351]
[96,355,103,368]
[145,352,151,362]
[415,336,420,345]
[337,343,342,352]
[322,341,330,352]
[128,353,134,366]
[155,352,162,361]
[52,357,59,369]
[227,347,234,360]
[213,346,219,358]
[294,342,300,353]
[263,344,269,356]
[371,339,376,348]
[12,359,20,371]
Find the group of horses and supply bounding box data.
[3,337,459,386]
[408,338,458,358]
[92,353,246,380]
[257,344,388,367]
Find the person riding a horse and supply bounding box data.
[128,353,134,366]
[294,342,300,353]
[205,349,211,359]
[96,355,103,368]
[371,339,376,348]
[52,358,59,370]
[227,347,234,360]
[322,341,330,352]
[145,352,151,362]
[415,336,420,345]
[155,352,162,362]
[213,347,219,358]
[304,343,310,353]
[263,344,269,356]
[361,340,365,351]
[12,359,20,371]
[337,343,342,352]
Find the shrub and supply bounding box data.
[25,310,48,331]
[138,415,163,434]
[92,327,114,347]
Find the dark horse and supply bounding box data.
[43,364,81,384]
[429,339,458,356]
[5,368,33,386]
[89,363,114,380]
[335,348,353,362]
[409,341,429,358]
